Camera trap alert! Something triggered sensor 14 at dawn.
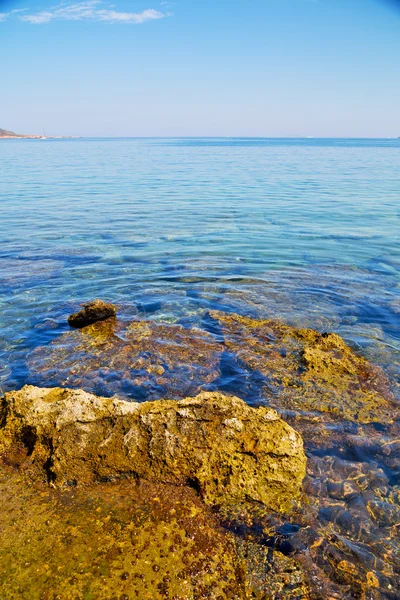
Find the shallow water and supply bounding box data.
[1,137,400,391]
[1,137,400,597]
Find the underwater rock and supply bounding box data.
[235,537,310,598]
[31,310,398,422]
[68,299,117,327]
[209,311,396,424]
[28,318,222,399]
[0,385,306,512]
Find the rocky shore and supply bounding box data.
[1,307,399,598]
[0,386,308,599]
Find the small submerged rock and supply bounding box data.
[28,318,222,400]
[68,299,116,327]
[0,385,306,512]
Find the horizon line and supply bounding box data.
[4,135,400,140]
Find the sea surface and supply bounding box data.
[1,137,400,392]
[1,137,400,597]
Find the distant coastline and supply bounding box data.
[0,128,78,140]
[1,130,398,140]
[0,128,45,139]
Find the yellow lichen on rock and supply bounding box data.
[209,311,395,424]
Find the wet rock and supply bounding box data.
[0,386,306,512]
[209,311,396,424]
[68,299,117,327]
[235,538,310,598]
[307,530,392,595]
[366,500,400,528]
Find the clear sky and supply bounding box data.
[1,0,400,137]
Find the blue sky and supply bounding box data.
[1,0,400,136]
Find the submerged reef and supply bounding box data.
[28,311,396,424]
[28,318,222,399]
[209,311,396,425]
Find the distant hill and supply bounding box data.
[0,128,19,137]
[0,128,78,139]
[0,128,44,139]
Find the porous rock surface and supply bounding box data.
[0,466,311,599]
[68,299,117,327]
[0,386,306,511]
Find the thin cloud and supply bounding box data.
[15,1,169,24]
[0,7,26,21]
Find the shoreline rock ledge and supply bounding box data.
[0,386,306,511]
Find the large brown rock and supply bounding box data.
[0,386,306,512]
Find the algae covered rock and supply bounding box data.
[0,386,306,512]
[31,310,396,423]
[209,311,396,424]
[68,299,117,327]
[0,467,244,600]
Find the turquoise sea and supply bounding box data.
[1,137,400,596]
[1,137,400,393]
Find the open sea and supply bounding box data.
[1,137,400,597]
